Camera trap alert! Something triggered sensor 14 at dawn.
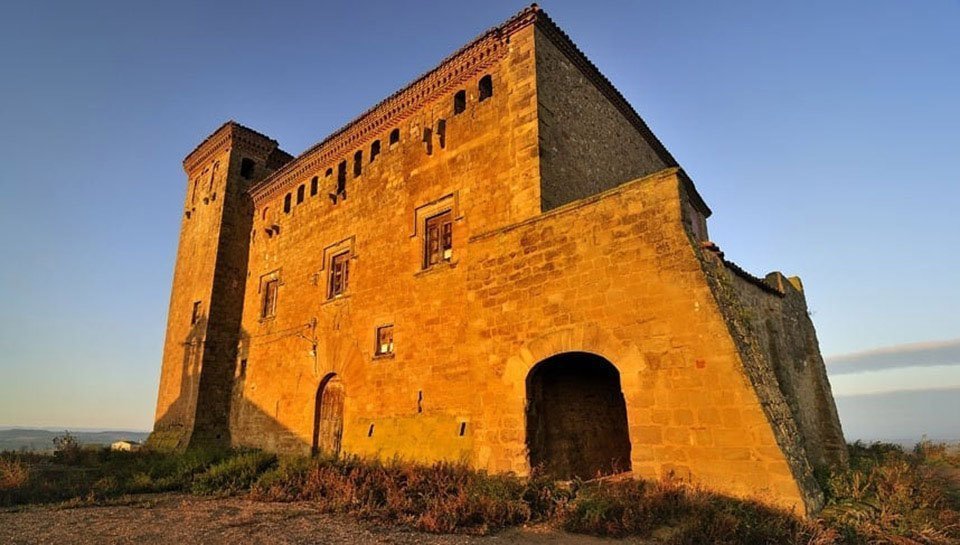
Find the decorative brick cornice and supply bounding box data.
[248,5,540,206]
[183,121,282,173]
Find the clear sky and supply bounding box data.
[0,1,957,438]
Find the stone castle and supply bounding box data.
[150,5,847,514]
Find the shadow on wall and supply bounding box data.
[151,319,314,454]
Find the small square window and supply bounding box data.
[375,325,394,356]
[423,211,453,269]
[328,251,350,299]
[191,301,202,325]
[261,278,279,318]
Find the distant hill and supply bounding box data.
[0,428,150,453]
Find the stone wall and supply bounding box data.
[535,25,669,211]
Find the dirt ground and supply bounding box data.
[0,493,649,545]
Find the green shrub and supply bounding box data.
[192,450,277,495]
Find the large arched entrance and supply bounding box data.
[525,352,631,479]
[312,374,344,457]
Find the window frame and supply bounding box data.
[327,250,351,299]
[261,277,279,319]
[374,324,394,357]
[423,210,454,269]
[191,301,202,326]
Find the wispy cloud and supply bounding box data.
[826,338,960,375]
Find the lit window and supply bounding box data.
[375,325,394,356]
[328,251,350,299]
[424,211,453,268]
[261,278,279,318]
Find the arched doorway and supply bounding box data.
[312,374,344,456]
[526,352,631,479]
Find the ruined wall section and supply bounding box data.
[716,266,848,468]
[466,169,815,513]
[231,24,542,458]
[151,124,289,450]
[534,24,672,211]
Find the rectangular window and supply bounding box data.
[261,278,279,318]
[328,251,350,299]
[375,325,394,356]
[423,211,453,268]
[191,301,202,325]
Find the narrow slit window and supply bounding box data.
[453,90,466,115]
[261,278,279,318]
[336,161,347,195]
[370,140,381,162]
[375,325,394,356]
[353,150,363,177]
[423,210,453,268]
[389,128,400,145]
[191,301,202,325]
[479,75,493,102]
[297,184,305,204]
[328,251,350,299]
[283,193,292,213]
[310,176,319,196]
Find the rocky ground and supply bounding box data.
[0,493,648,545]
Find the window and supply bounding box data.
[261,278,279,318]
[453,90,466,115]
[353,150,363,177]
[209,161,219,192]
[422,127,433,155]
[370,140,381,162]
[297,184,305,204]
[240,158,256,179]
[310,176,318,196]
[375,325,394,356]
[389,128,400,145]
[191,301,202,325]
[479,75,493,102]
[423,210,453,268]
[437,119,446,149]
[328,251,350,299]
[283,193,292,213]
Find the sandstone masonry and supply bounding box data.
[149,5,847,515]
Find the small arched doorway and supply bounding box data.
[312,374,345,457]
[526,352,631,479]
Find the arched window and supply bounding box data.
[191,180,198,204]
[310,176,319,196]
[479,75,493,102]
[262,207,269,220]
[283,193,292,213]
[353,150,363,177]
[389,128,400,145]
[453,90,466,115]
[370,140,381,162]
[297,184,305,204]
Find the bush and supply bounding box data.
[192,450,277,494]
[52,432,82,464]
[0,457,29,490]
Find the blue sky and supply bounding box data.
[0,1,957,438]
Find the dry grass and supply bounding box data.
[0,458,29,490]
[2,438,959,544]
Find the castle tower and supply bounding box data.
[149,122,291,450]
